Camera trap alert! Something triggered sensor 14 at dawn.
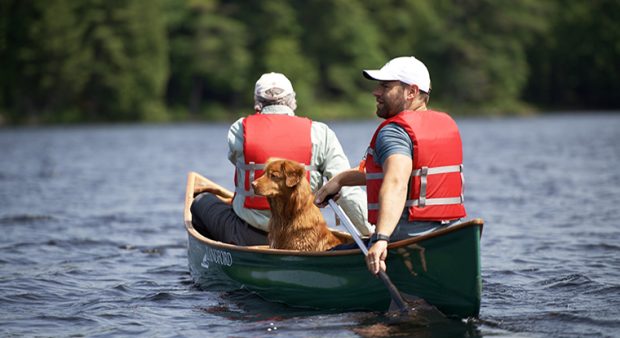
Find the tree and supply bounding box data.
[0,0,168,123]
[227,0,317,113]
[0,0,90,123]
[78,0,168,121]
[417,0,551,113]
[299,0,384,101]
[165,0,250,117]
[525,0,620,109]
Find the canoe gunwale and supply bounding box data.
[184,171,483,256]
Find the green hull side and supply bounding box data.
[387,225,482,317]
[187,224,481,317]
[188,235,390,310]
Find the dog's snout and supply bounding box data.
[251,180,258,190]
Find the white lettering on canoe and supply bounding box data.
[201,247,233,268]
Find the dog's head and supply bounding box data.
[252,158,305,198]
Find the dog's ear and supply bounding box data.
[284,161,305,188]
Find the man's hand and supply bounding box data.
[193,184,234,199]
[366,240,388,275]
[314,179,341,207]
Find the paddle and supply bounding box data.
[327,198,411,313]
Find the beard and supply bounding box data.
[375,94,407,119]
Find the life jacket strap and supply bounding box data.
[366,164,462,180]
[236,162,265,171]
[404,196,464,207]
[419,166,429,207]
[234,187,257,197]
[367,163,464,210]
[237,161,318,172]
[411,164,462,176]
[235,161,318,196]
[368,196,464,210]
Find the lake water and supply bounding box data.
[1,114,619,337]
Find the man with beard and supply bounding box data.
[315,57,466,275]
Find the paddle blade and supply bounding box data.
[388,293,447,323]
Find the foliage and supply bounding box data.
[0,0,618,124]
[165,0,250,118]
[0,0,168,123]
[524,0,620,109]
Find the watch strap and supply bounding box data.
[374,233,390,242]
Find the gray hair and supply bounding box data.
[254,92,297,112]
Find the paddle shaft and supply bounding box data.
[327,199,408,312]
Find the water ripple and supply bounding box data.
[1,117,619,337]
[538,274,596,290]
[0,214,56,224]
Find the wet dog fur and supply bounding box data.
[251,158,344,251]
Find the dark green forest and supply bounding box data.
[1,0,618,125]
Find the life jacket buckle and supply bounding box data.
[419,166,429,207]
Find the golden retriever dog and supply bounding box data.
[251,158,344,251]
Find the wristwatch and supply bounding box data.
[374,233,390,242]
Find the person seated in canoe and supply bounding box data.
[191,72,373,246]
[315,56,466,274]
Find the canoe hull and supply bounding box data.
[185,172,482,317]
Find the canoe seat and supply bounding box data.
[331,230,354,244]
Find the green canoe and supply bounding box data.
[184,172,483,318]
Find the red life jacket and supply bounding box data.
[364,110,466,223]
[236,113,314,210]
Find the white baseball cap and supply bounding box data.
[363,56,431,93]
[254,72,295,100]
